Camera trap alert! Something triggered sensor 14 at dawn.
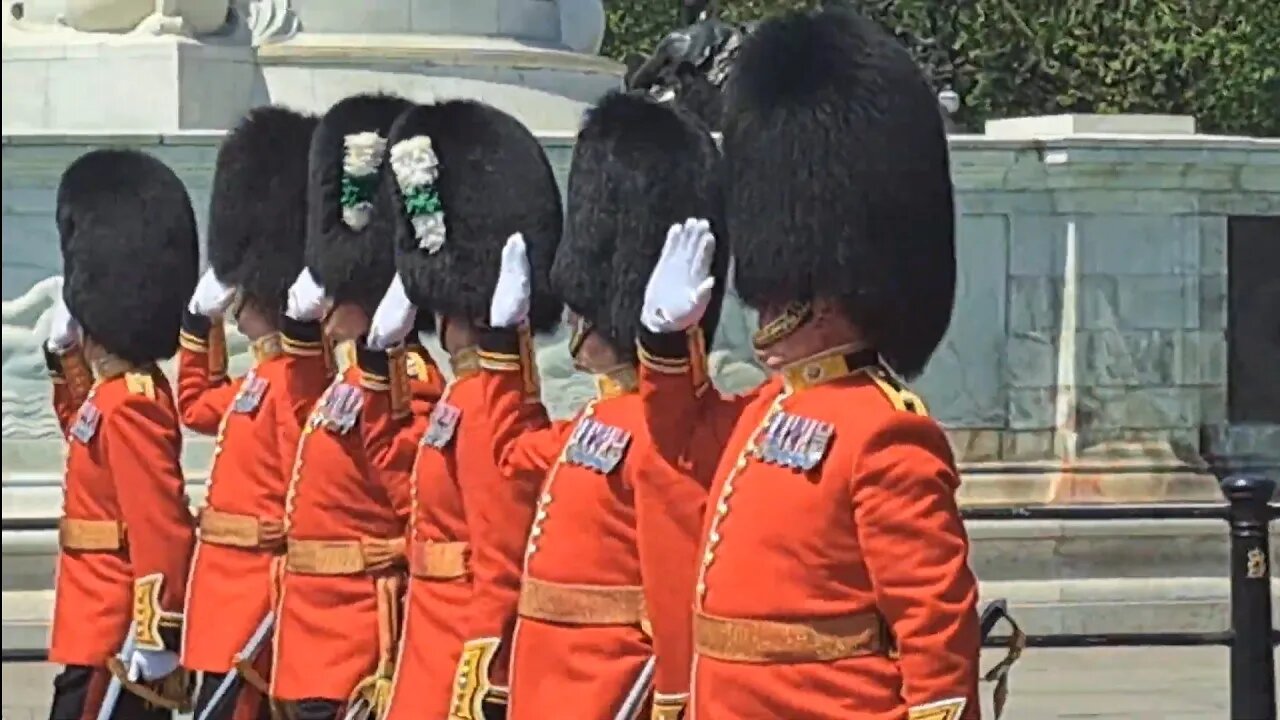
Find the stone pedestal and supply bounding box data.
[2,0,623,133]
[255,33,621,133]
[2,35,257,131]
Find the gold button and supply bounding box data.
[696,581,706,596]
[804,363,822,382]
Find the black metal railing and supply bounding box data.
[3,476,1276,717]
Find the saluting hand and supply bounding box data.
[45,289,81,353]
[489,233,532,329]
[286,268,327,322]
[368,273,418,351]
[187,268,236,317]
[641,217,716,334]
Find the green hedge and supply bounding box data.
[601,0,1280,137]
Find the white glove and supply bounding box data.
[641,217,716,333]
[286,268,327,322]
[45,292,81,353]
[368,273,418,351]
[489,233,531,329]
[187,268,236,317]
[126,648,180,682]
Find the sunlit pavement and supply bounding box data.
[5,646,1276,719]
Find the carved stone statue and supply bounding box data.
[9,0,230,35]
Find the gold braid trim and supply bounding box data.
[751,301,812,349]
[208,322,229,379]
[346,575,402,717]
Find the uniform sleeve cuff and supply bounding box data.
[478,328,522,371]
[133,574,184,651]
[638,328,695,374]
[652,692,689,720]
[179,310,211,352]
[158,625,183,654]
[281,317,324,356]
[356,343,390,389]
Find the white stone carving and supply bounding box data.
[7,0,229,36]
[2,276,61,440]
[233,0,296,46]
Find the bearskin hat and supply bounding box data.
[386,100,563,334]
[552,91,727,362]
[207,106,318,321]
[56,149,198,365]
[305,93,413,316]
[722,6,956,378]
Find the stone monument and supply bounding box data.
[2,0,624,133]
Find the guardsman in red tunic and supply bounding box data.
[474,91,728,720]
[175,107,332,720]
[364,99,565,720]
[633,8,986,720]
[269,93,444,720]
[44,149,199,720]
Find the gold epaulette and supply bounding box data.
[406,347,431,381]
[332,339,358,373]
[868,367,928,417]
[387,346,411,419]
[124,370,156,400]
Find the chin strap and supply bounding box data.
[751,301,812,350]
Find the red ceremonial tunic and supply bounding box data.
[175,314,330,719]
[385,350,489,720]
[47,350,196,712]
[477,328,705,720]
[450,345,543,720]
[637,330,982,720]
[271,344,442,706]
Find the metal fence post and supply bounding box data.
[1221,475,1277,720]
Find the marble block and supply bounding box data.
[985,114,1198,139]
[2,36,257,131]
[255,33,623,134]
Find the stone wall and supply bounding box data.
[3,127,1278,515]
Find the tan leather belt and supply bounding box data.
[286,537,406,576]
[409,541,470,580]
[694,609,893,663]
[199,508,285,551]
[518,577,646,626]
[59,518,126,551]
